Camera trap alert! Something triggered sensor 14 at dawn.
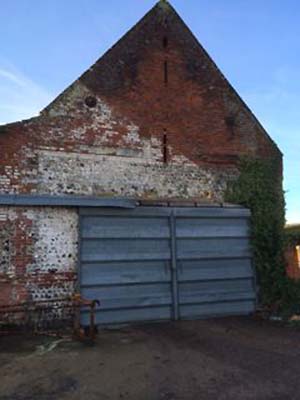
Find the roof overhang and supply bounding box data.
[0,194,137,208]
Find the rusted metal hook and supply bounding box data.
[72,294,100,343]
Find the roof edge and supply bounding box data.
[0,115,40,133]
[0,194,138,208]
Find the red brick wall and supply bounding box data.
[286,244,300,280]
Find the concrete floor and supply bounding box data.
[0,316,299,400]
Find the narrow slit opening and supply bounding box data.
[163,36,168,49]
[163,130,168,164]
[164,61,168,85]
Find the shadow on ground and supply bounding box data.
[0,317,299,400]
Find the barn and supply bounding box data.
[0,1,282,327]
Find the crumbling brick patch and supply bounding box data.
[0,228,11,275]
[0,207,78,326]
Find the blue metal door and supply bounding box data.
[79,206,256,325]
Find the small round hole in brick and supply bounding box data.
[85,96,97,108]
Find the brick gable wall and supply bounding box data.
[0,1,282,325]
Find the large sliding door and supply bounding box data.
[79,206,256,325]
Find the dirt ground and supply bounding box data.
[0,316,300,400]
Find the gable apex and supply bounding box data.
[41,1,281,156]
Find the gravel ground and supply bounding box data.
[0,316,300,400]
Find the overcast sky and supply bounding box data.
[0,0,299,223]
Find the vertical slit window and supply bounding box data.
[163,130,168,164]
[164,61,168,85]
[163,36,168,49]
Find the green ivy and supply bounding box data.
[285,225,300,246]
[225,156,300,315]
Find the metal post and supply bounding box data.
[170,210,179,320]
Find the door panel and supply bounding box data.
[175,212,256,320]
[80,208,173,325]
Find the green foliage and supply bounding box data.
[279,278,300,317]
[285,225,300,246]
[225,156,300,313]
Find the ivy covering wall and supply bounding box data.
[225,157,300,315]
[285,225,300,245]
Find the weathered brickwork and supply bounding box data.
[37,148,238,200]
[0,207,78,323]
[0,237,11,276]
[0,1,282,324]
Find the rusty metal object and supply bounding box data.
[72,294,100,343]
[89,299,100,341]
[0,294,100,343]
